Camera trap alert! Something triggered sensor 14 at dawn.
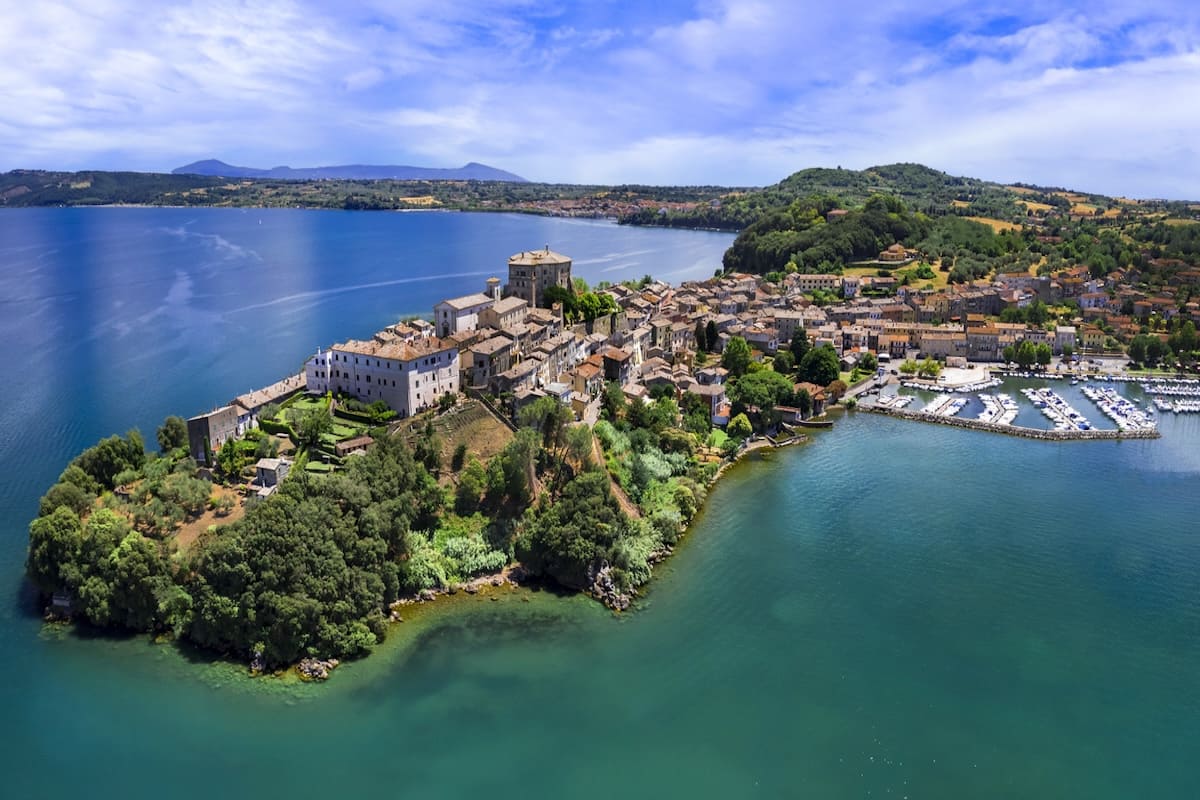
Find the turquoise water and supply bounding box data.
[3,209,1199,797]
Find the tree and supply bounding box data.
[565,425,595,471]
[1014,340,1037,369]
[1027,299,1049,327]
[796,388,813,418]
[826,380,848,401]
[799,344,839,385]
[72,431,146,489]
[455,457,487,515]
[412,421,443,473]
[899,359,919,376]
[1035,342,1052,368]
[1061,343,1073,361]
[1127,336,1148,365]
[789,328,810,363]
[722,336,752,377]
[694,320,708,352]
[727,413,753,440]
[601,380,627,422]
[156,415,188,452]
[1002,345,1016,364]
[1145,336,1171,367]
[38,481,93,518]
[515,470,628,590]
[917,358,943,379]
[26,506,83,594]
[519,395,573,470]
[772,350,795,374]
[705,320,719,352]
[729,370,793,417]
[292,407,332,449]
[216,438,246,480]
[451,442,469,471]
[542,284,573,311]
[859,351,878,372]
[681,392,712,436]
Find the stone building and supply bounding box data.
[506,247,572,307]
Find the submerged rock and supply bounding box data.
[588,563,632,611]
[249,647,267,675]
[297,657,340,681]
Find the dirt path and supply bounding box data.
[591,434,641,519]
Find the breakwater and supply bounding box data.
[859,404,1161,440]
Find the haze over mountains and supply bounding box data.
[172,159,528,182]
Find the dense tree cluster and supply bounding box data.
[27,423,516,669]
[723,194,932,275]
[541,285,619,321]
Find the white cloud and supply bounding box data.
[1,0,1199,195]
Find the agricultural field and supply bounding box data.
[964,216,1022,232]
[1016,199,1055,214]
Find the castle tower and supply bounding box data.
[506,246,572,308]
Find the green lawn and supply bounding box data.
[288,396,328,414]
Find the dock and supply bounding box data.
[859,404,1160,440]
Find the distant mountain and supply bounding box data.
[171,159,528,182]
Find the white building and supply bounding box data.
[305,336,460,418]
[433,292,495,338]
[1054,325,1077,355]
[478,296,529,332]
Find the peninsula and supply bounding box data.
[26,166,1200,679]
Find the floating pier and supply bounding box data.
[860,405,1160,440]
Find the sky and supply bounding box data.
[2,0,1199,197]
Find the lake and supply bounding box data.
[2,208,1197,798]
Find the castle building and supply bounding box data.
[506,247,572,307]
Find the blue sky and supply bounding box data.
[2,0,1199,197]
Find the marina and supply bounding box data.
[977,393,1020,425]
[1020,387,1093,431]
[1154,397,1200,413]
[1081,386,1157,431]
[874,393,916,409]
[922,394,968,417]
[875,368,1189,440]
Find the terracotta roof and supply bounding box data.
[437,292,493,311]
[508,248,571,266]
[334,336,456,362]
[234,373,305,411]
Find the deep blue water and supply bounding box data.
[2,208,1198,798]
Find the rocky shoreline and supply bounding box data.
[859,404,1161,440]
